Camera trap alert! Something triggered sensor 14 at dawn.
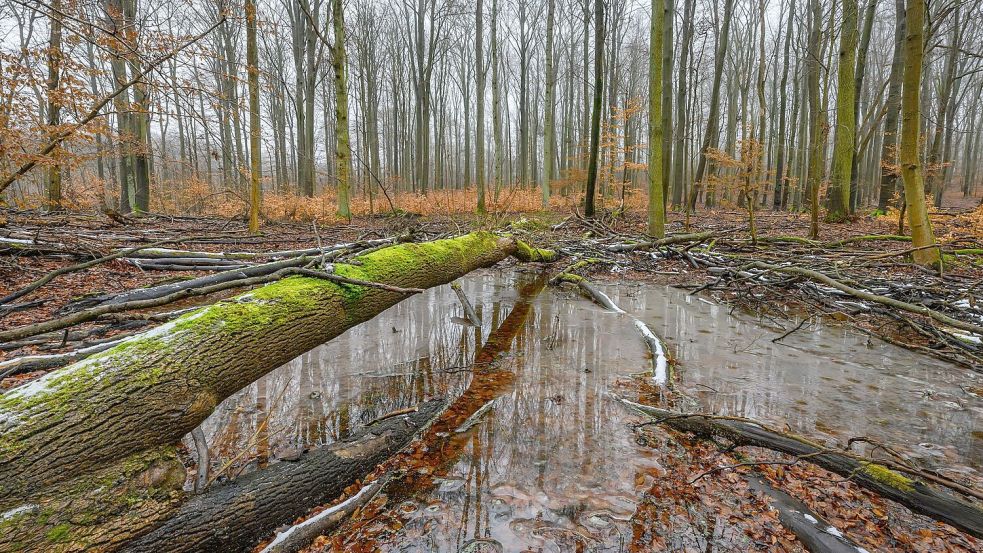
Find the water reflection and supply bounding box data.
[598,283,983,471]
[190,270,981,550]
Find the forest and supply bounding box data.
[1,0,983,551]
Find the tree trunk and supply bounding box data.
[647,0,666,236]
[688,0,733,212]
[542,0,556,208]
[0,233,549,508]
[772,0,795,210]
[671,0,694,207]
[45,0,63,209]
[877,0,905,211]
[123,402,445,553]
[828,0,858,221]
[584,0,604,218]
[899,0,940,265]
[807,0,823,238]
[0,400,444,553]
[332,0,352,217]
[475,1,486,213]
[246,0,262,233]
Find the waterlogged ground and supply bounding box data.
[188,269,982,551]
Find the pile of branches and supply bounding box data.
[537,220,983,371]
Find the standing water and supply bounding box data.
[191,270,981,550]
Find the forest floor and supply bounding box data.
[1,203,982,551]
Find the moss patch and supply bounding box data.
[860,462,915,492]
[514,240,558,263]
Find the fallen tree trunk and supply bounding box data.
[121,401,444,553]
[746,476,867,553]
[0,401,442,553]
[618,398,983,538]
[0,232,549,507]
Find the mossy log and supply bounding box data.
[619,398,983,538]
[0,233,548,508]
[0,402,443,552]
[124,401,445,553]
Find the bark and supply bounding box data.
[332,0,352,217]
[475,0,486,213]
[0,402,443,552]
[246,0,262,233]
[584,0,604,218]
[671,0,694,207]
[0,233,549,507]
[123,401,445,553]
[45,0,63,209]
[688,0,733,211]
[827,0,858,221]
[620,399,983,538]
[542,0,557,208]
[806,0,824,239]
[746,477,874,553]
[877,0,905,211]
[647,0,666,236]
[772,0,795,209]
[899,0,940,265]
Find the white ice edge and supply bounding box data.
[632,318,668,385]
[259,481,379,553]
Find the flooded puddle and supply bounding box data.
[190,269,982,550]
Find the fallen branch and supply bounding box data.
[616,397,983,538]
[450,282,481,326]
[744,260,983,336]
[607,231,715,253]
[746,476,868,553]
[0,235,228,305]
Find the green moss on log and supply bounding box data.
[514,240,558,262]
[0,232,519,508]
[860,462,915,492]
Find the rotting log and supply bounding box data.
[0,401,442,553]
[122,401,445,553]
[0,232,553,508]
[617,398,983,538]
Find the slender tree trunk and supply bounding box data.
[828,0,858,221]
[660,0,673,205]
[900,0,940,265]
[491,0,503,201]
[246,0,261,233]
[671,0,694,207]
[648,0,665,235]
[542,0,557,208]
[807,0,823,238]
[877,0,905,211]
[849,0,876,210]
[688,0,733,212]
[476,0,486,213]
[773,0,795,210]
[584,0,604,217]
[332,0,352,217]
[46,0,63,209]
